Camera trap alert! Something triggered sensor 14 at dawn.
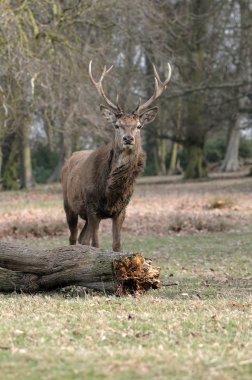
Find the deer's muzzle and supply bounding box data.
[123,135,134,146]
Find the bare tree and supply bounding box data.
[1,0,252,187]
[221,0,252,172]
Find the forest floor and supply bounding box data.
[0,173,252,380]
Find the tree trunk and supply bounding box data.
[20,117,33,189]
[169,142,182,175]
[2,131,19,190]
[0,241,160,296]
[169,99,182,175]
[154,138,168,175]
[221,0,252,172]
[48,106,76,183]
[185,145,207,179]
[221,115,241,172]
[182,0,210,179]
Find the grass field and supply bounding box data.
[0,174,252,379]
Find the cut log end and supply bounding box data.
[113,253,161,296]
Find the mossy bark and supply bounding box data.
[169,142,182,175]
[185,145,207,179]
[2,136,19,190]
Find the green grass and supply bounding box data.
[1,232,252,380]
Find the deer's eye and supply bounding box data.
[115,123,120,129]
[137,123,142,129]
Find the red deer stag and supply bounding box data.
[61,60,172,251]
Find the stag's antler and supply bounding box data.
[89,60,122,113]
[135,63,172,114]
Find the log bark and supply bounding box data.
[0,241,160,296]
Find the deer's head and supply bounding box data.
[89,60,172,151]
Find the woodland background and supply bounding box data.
[0,3,252,379]
[0,0,252,190]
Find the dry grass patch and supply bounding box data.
[1,176,252,239]
[207,195,235,210]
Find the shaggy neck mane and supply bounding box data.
[106,145,145,208]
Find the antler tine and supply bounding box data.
[132,98,142,114]
[89,60,120,112]
[136,62,172,114]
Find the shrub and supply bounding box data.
[205,137,226,163]
[239,138,252,159]
[32,144,59,183]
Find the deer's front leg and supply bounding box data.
[112,210,126,252]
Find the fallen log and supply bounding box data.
[0,241,160,295]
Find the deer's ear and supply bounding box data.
[139,107,158,125]
[100,105,117,123]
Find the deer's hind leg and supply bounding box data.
[78,220,89,245]
[91,216,101,248]
[78,214,100,248]
[64,201,78,245]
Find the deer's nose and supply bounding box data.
[123,135,134,144]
